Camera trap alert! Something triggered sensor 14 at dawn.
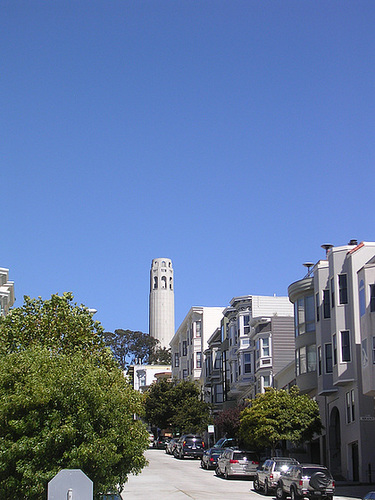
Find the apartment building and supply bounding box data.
[201,295,294,412]
[127,364,172,393]
[221,295,294,406]
[170,306,224,381]
[0,268,15,317]
[287,240,375,482]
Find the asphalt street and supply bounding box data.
[121,449,373,500]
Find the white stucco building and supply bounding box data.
[0,268,15,316]
[149,258,175,349]
[170,306,224,381]
[127,364,172,393]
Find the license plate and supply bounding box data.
[314,491,322,495]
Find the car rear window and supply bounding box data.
[301,468,331,478]
[275,462,294,472]
[233,452,257,461]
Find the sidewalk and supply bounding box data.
[335,482,374,499]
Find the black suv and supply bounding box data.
[276,463,335,500]
[174,434,205,459]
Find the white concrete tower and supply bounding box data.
[149,258,175,349]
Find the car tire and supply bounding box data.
[291,487,302,500]
[276,484,286,500]
[264,480,270,495]
[215,466,221,477]
[224,468,230,480]
[253,477,261,492]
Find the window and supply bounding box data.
[214,351,221,370]
[243,315,250,334]
[359,280,366,316]
[318,346,322,375]
[295,295,315,335]
[316,293,320,322]
[262,375,271,390]
[346,390,355,423]
[297,346,307,375]
[182,340,187,356]
[325,343,333,373]
[361,339,368,366]
[195,321,201,337]
[169,277,173,290]
[371,284,375,312]
[196,352,202,369]
[161,276,167,288]
[262,338,270,357]
[331,277,335,308]
[174,352,179,368]
[153,276,158,289]
[205,354,212,376]
[244,353,252,373]
[333,334,337,365]
[307,344,317,372]
[323,290,331,319]
[182,369,188,379]
[341,330,351,362]
[339,274,348,304]
[215,384,223,403]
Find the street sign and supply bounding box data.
[208,425,215,433]
[48,469,93,500]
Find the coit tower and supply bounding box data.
[149,258,175,349]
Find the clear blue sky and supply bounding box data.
[2,1,375,334]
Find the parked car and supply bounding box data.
[216,448,259,479]
[174,434,205,459]
[201,447,227,470]
[363,493,375,500]
[213,437,238,449]
[148,432,155,447]
[201,437,238,470]
[165,437,178,455]
[153,435,170,449]
[276,463,335,500]
[254,457,299,494]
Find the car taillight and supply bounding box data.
[183,441,186,446]
[230,459,239,464]
[270,474,273,479]
[209,457,214,462]
[332,481,335,488]
[253,461,259,465]
[299,480,303,486]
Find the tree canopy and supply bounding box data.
[214,404,246,439]
[144,379,211,435]
[103,328,171,369]
[0,348,148,499]
[0,293,149,499]
[0,292,110,362]
[239,386,323,455]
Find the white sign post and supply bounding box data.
[48,469,93,500]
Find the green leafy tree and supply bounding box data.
[144,379,211,434]
[0,292,111,363]
[239,386,323,455]
[0,294,149,499]
[0,347,148,499]
[104,329,171,369]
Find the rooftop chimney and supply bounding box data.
[348,239,358,246]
